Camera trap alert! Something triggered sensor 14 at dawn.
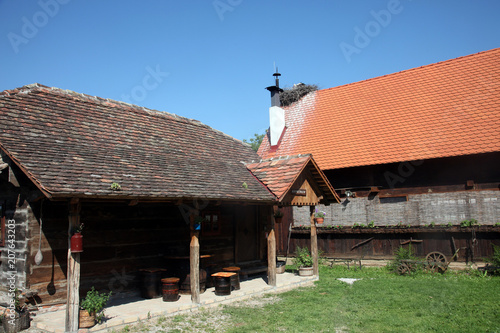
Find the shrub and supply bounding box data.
[293,246,313,267]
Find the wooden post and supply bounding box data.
[65,199,81,332]
[190,214,200,304]
[310,206,319,276]
[267,214,277,287]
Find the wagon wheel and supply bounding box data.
[426,251,447,273]
[397,262,412,275]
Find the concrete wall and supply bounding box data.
[293,190,500,227]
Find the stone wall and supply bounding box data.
[293,190,500,227]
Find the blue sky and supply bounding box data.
[1,0,499,141]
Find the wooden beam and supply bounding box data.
[128,199,139,206]
[351,237,375,250]
[310,206,318,276]
[267,214,277,287]
[65,200,81,332]
[190,213,200,304]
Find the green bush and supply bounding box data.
[80,287,111,317]
[293,246,313,267]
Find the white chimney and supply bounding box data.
[269,106,285,146]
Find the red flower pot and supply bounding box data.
[314,218,324,224]
[71,233,83,253]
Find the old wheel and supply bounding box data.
[426,251,447,273]
[397,262,412,275]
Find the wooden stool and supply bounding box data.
[211,272,236,296]
[161,277,180,302]
[222,266,241,290]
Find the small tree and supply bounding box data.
[243,133,265,152]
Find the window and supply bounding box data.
[0,203,5,247]
[202,211,221,235]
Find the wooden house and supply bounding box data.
[0,83,339,330]
[258,48,500,262]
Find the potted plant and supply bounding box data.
[274,209,284,223]
[79,287,112,328]
[314,209,326,224]
[2,288,30,333]
[71,223,84,253]
[293,246,314,276]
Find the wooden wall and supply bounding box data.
[285,227,500,263]
[27,201,265,305]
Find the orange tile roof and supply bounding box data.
[246,154,340,204]
[258,48,500,170]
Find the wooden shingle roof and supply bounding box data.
[0,84,276,202]
[258,48,500,170]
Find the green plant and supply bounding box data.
[274,209,284,218]
[447,222,453,227]
[429,222,435,227]
[485,244,500,274]
[460,219,479,227]
[367,220,375,228]
[314,209,326,218]
[494,222,500,227]
[242,182,248,189]
[293,246,313,267]
[387,245,420,273]
[80,287,112,318]
[110,182,121,191]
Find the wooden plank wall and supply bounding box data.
[28,201,258,305]
[284,228,500,262]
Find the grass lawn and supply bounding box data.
[115,265,500,333]
[224,265,500,333]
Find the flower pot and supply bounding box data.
[71,232,83,253]
[2,310,30,333]
[276,260,286,274]
[314,218,324,224]
[298,266,314,277]
[79,309,96,328]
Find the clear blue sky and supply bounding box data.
[1,0,499,141]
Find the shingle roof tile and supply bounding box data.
[259,48,500,170]
[0,84,276,202]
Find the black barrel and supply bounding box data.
[139,268,166,299]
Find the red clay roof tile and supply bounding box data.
[258,48,500,170]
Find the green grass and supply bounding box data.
[222,265,500,333]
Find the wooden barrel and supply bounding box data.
[161,277,180,302]
[212,272,235,296]
[222,266,241,290]
[139,268,166,299]
[179,269,207,295]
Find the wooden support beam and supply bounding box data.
[310,206,318,276]
[189,213,200,304]
[65,199,81,332]
[267,214,277,287]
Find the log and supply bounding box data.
[65,200,81,332]
[310,207,318,276]
[267,215,276,286]
[190,231,200,304]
